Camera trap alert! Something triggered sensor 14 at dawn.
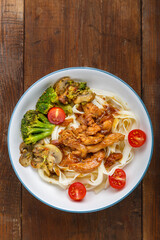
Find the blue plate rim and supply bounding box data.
[7,67,154,213]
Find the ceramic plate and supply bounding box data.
[8,67,153,213]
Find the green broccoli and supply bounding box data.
[36,87,58,114]
[21,110,55,144]
[79,82,87,90]
[36,86,72,115]
[57,103,73,114]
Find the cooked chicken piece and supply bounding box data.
[76,114,87,125]
[59,129,87,158]
[71,125,87,135]
[60,118,73,127]
[87,133,125,153]
[101,118,113,132]
[50,139,60,146]
[86,123,101,135]
[76,113,101,135]
[72,150,82,156]
[100,129,113,135]
[81,103,103,135]
[83,102,103,118]
[104,153,123,168]
[59,129,77,144]
[59,153,81,167]
[78,133,104,145]
[97,114,109,124]
[69,150,105,173]
[84,114,95,126]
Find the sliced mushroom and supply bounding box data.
[74,91,95,104]
[31,143,62,171]
[31,157,45,168]
[54,77,71,95]
[32,143,47,158]
[42,164,51,177]
[58,88,69,104]
[19,142,32,153]
[45,144,62,164]
[47,154,55,172]
[19,152,33,167]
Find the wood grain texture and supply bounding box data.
[24,0,66,89]
[142,0,160,239]
[23,1,142,240]
[0,0,24,239]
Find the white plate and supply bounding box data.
[8,67,153,213]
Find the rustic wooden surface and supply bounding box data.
[0,0,159,239]
[0,0,23,239]
[142,0,160,239]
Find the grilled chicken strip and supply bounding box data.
[59,153,80,167]
[104,153,123,168]
[87,133,125,153]
[101,118,113,132]
[59,129,87,158]
[78,133,104,145]
[86,124,101,135]
[83,102,103,118]
[69,150,106,173]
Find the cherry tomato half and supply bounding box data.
[68,182,86,201]
[128,129,146,148]
[47,107,65,125]
[109,169,126,189]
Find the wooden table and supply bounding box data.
[0,0,159,239]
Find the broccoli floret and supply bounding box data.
[21,110,55,144]
[79,82,87,90]
[36,86,72,115]
[36,87,58,114]
[57,103,73,114]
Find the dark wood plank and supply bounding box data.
[23,1,142,240]
[0,0,24,239]
[142,0,160,239]
[101,0,141,91]
[24,0,66,88]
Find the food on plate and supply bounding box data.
[36,86,73,115]
[54,77,95,104]
[36,87,58,114]
[128,129,146,148]
[21,110,55,144]
[109,169,126,189]
[19,76,146,197]
[48,107,65,124]
[68,182,86,201]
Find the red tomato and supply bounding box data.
[68,182,86,201]
[47,107,65,125]
[128,129,146,148]
[109,169,126,189]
